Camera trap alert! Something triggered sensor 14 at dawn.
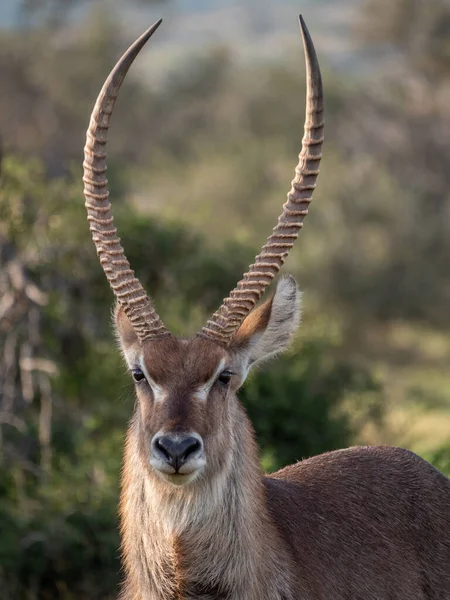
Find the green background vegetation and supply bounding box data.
[1,0,450,597]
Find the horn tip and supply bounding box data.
[147,17,163,35]
[298,14,310,38]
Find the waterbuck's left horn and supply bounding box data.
[83,19,170,343]
[200,15,324,345]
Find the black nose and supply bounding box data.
[153,435,202,471]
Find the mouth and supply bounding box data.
[149,456,206,486]
[157,470,202,486]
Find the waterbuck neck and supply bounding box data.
[119,404,295,600]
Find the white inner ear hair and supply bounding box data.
[247,277,302,368]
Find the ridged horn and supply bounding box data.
[83,19,170,343]
[200,15,324,345]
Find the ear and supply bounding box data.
[114,303,140,368]
[230,275,301,371]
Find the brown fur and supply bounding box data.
[115,289,450,600]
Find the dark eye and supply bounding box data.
[217,370,233,385]
[132,369,146,383]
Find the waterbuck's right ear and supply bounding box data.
[114,304,140,366]
[230,275,301,370]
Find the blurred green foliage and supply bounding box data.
[1,0,450,597]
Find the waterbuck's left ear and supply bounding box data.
[230,275,301,369]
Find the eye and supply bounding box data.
[217,370,233,386]
[132,368,146,383]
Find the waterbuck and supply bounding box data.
[82,16,450,600]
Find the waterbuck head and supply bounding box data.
[83,16,323,489]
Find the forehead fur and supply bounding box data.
[142,336,228,386]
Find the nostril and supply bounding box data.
[154,437,173,464]
[152,435,202,470]
[180,437,201,461]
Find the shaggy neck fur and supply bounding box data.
[119,404,294,600]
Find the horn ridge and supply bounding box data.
[82,19,170,343]
[200,15,324,344]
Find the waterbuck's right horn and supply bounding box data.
[83,19,170,344]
